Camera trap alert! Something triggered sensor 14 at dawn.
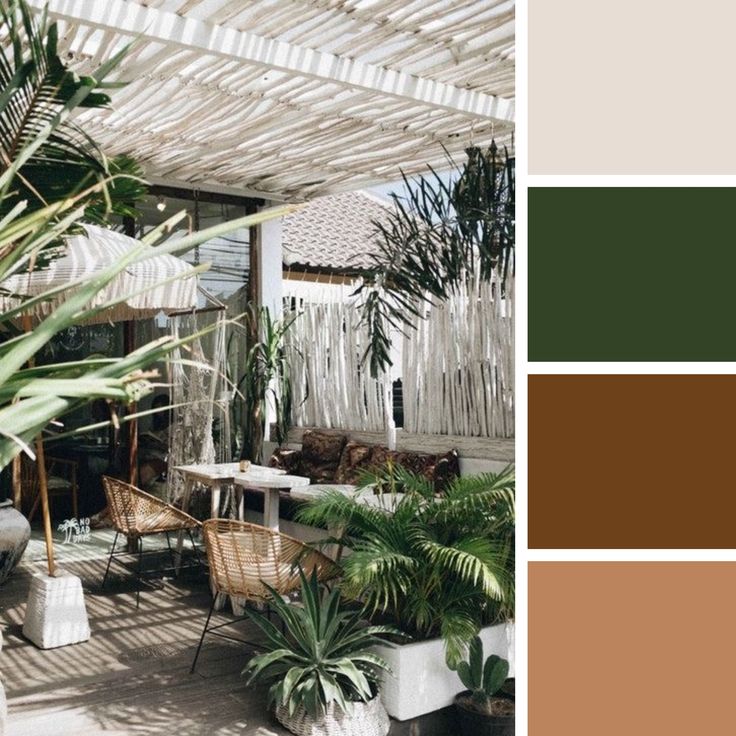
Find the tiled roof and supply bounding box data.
[282,190,393,272]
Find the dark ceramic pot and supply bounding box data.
[454,691,515,736]
[0,500,30,585]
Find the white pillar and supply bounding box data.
[258,204,283,319]
[258,202,284,443]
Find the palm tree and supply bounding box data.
[296,464,515,664]
[0,0,147,225]
[355,145,515,378]
[0,1,298,470]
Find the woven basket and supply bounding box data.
[275,695,390,736]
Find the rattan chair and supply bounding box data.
[101,476,202,607]
[190,519,339,673]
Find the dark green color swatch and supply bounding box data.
[529,187,736,361]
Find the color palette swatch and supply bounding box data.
[528,374,736,548]
[529,0,736,174]
[529,188,736,361]
[529,563,736,736]
[525,3,736,731]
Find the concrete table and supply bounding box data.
[173,462,285,520]
[232,470,310,531]
[172,462,285,567]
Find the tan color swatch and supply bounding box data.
[529,1,736,173]
[529,374,736,548]
[529,562,736,735]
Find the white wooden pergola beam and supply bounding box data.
[28,0,515,123]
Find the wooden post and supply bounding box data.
[34,436,56,577]
[124,320,138,486]
[20,313,56,576]
[123,215,139,487]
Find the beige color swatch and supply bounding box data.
[529,562,736,735]
[529,1,736,173]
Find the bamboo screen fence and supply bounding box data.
[286,297,389,432]
[285,275,514,438]
[402,276,514,438]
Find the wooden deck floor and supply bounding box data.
[0,533,291,736]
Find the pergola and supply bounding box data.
[28,0,514,201]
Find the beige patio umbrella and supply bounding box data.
[1,225,200,575]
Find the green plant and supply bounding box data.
[0,1,147,225]
[0,1,299,470]
[355,144,514,377]
[451,637,510,715]
[296,465,515,664]
[242,568,399,719]
[236,304,296,463]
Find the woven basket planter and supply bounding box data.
[274,695,390,736]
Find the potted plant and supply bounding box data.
[243,568,400,736]
[295,465,515,720]
[450,637,514,736]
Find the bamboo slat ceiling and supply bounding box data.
[31,0,514,201]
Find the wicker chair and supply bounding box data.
[101,476,202,607]
[190,519,339,673]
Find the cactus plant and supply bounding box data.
[452,636,510,714]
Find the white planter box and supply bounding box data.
[373,621,515,722]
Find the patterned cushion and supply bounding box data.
[334,442,374,484]
[299,430,348,483]
[269,448,302,474]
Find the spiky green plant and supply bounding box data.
[450,636,511,715]
[236,304,296,463]
[355,144,514,377]
[0,1,147,224]
[0,0,299,470]
[296,464,515,664]
[242,568,400,719]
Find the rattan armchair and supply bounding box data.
[190,519,339,673]
[101,476,202,606]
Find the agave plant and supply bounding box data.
[243,568,399,719]
[296,465,515,664]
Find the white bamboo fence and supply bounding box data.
[286,298,389,432]
[402,276,514,438]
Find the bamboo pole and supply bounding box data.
[34,435,56,577]
[19,313,56,576]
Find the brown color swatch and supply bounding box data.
[529,562,736,736]
[529,375,736,548]
[529,0,736,173]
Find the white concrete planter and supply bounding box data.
[373,621,515,722]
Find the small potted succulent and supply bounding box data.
[243,568,400,736]
[451,636,515,736]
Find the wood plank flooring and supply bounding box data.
[0,538,289,736]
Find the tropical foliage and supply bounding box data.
[450,637,512,716]
[236,304,296,464]
[0,1,296,470]
[242,568,398,718]
[355,144,515,377]
[296,464,515,664]
[0,1,147,225]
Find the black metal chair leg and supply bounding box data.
[186,527,204,569]
[101,532,119,590]
[135,536,143,609]
[190,594,217,674]
[165,531,177,573]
